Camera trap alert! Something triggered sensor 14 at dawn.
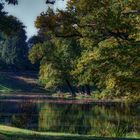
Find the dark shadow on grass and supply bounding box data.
[0,71,47,93]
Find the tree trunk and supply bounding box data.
[85,84,91,95]
[66,80,76,97]
[81,86,85,94]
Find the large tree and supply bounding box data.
[29,0,140,98]
[29,36,80,96]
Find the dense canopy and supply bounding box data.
[28,0,140,98]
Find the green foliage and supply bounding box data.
[29,37,80,89]
[29,0,140,99]
[0,16,29,70]
[70,0,140,97]
[0,3,24,35]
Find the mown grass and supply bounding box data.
[0,85,13,93]
[0,75,15,93]
[0,74,23,93]
[0,72,46,94]
[0,125,140,140]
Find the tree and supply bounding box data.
[29,36,80,96]
[29,0,140,98]
[0,2,25,34]
[0,16,29,70]
[68,0,140,97]
[27,35,44,49]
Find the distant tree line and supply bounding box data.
[0,2,37,70]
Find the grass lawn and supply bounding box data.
[0,85,13,93]
[0,72,46,94]
[0,125,140,140]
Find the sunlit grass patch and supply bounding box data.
[0,125,93,140]
[0,85,13,93]
[0,125,140,140]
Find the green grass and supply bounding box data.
[0,85,13,93]
[0,125,104,140]
[0,75,21,93]
[0,125,140,140]
[0,72,47,94]
[0,74,15,93]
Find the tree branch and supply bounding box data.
[122,9,140,15]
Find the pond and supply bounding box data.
[0,100,140,137]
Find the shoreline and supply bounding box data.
[0,92,137,105]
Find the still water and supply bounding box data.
[0,100,140,137]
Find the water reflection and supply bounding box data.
[0,101,38,129]
[0,101,140,137]
[38,103,140,136]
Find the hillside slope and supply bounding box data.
[0,71,46,94]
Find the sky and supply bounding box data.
[4,0,67,38]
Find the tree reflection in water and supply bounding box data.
[38,103,140,137]
[0,101,140,137]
